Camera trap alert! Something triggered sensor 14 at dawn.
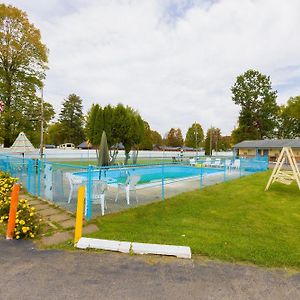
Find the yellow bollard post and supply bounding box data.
[74,186,85,245]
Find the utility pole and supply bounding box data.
[194,122,198,158]
[39,87,44,159]
[209,126,213,156]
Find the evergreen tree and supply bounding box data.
[58,94,85,145]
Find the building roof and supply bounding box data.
[234,139,300,149]
[77,141,93,149]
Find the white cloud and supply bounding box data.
[3,0,300,136]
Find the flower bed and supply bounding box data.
[0,172,40,239]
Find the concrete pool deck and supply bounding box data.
[48,169,244,218]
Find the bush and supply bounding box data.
[0,172,40,239]
[0,172,18,198]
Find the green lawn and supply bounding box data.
[53,158,174,167]
[89,171,300,269]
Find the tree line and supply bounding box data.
[0,4,299,155]
[44,95,232,156]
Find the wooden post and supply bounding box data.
[74,186,85,245]
[6,184,20,240]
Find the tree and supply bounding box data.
[25,101,55,146]
[85,103,145,164]
[218,136,232,151]
[277,96,300,138]
[151,130,162,146]
[58,94,85,145]
[0,4,49,146]
[231,69,279,142]
[166,128,183,147]
[85,103,100,145]
[139,124,163,150]
[45,122,64,146]
[113,104,144,164]
[204,127,221,155]
[185,122,204,148]
[139,121,153,150]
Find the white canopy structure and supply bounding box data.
[10,132,36,153]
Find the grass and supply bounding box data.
[88,171,300,269]
[50,158,174,167]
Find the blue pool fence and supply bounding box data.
[0,154,268,220]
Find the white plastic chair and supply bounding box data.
[89,180,108,216]
[232,159,240,169]
[67,173,85,203]
[189,158,196,166]
[225,159,232,170]
[212,158,222,167]
[204,157,212,167]
[115,175,141,205]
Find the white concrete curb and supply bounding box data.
[77,238,131,253]
[132,242,191,259]
[76,237,191,259]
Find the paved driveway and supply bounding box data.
[0,238,299,300]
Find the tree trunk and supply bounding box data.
[124,151,130,165]
[109,149,118,165]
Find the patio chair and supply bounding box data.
[204,157,212,167]
[189,158,196,166]
[67,173,85,203]
[115,174,141,205]
[225,159,232,170]
[211,158,222,168]
[232,159,240,169]
[89,180,108,216]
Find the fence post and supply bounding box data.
[200,164,203,189]
[37,159,41,197]
[32,159,37,195]
[223,163,226,182]
[5,156,9,173]
[161,164,165,200]
[27,159,32,194]
[239,159,242,177]
[86,165,93,220]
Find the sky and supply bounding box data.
[3,0,300,137]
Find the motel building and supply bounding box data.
[233,139,300,162]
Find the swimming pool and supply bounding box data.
[74,165,223,185]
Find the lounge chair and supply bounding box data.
[115,174,141,205]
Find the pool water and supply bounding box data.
[74,165,223,185]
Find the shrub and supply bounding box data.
[0,172,40,239]
[0,172,18,198]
